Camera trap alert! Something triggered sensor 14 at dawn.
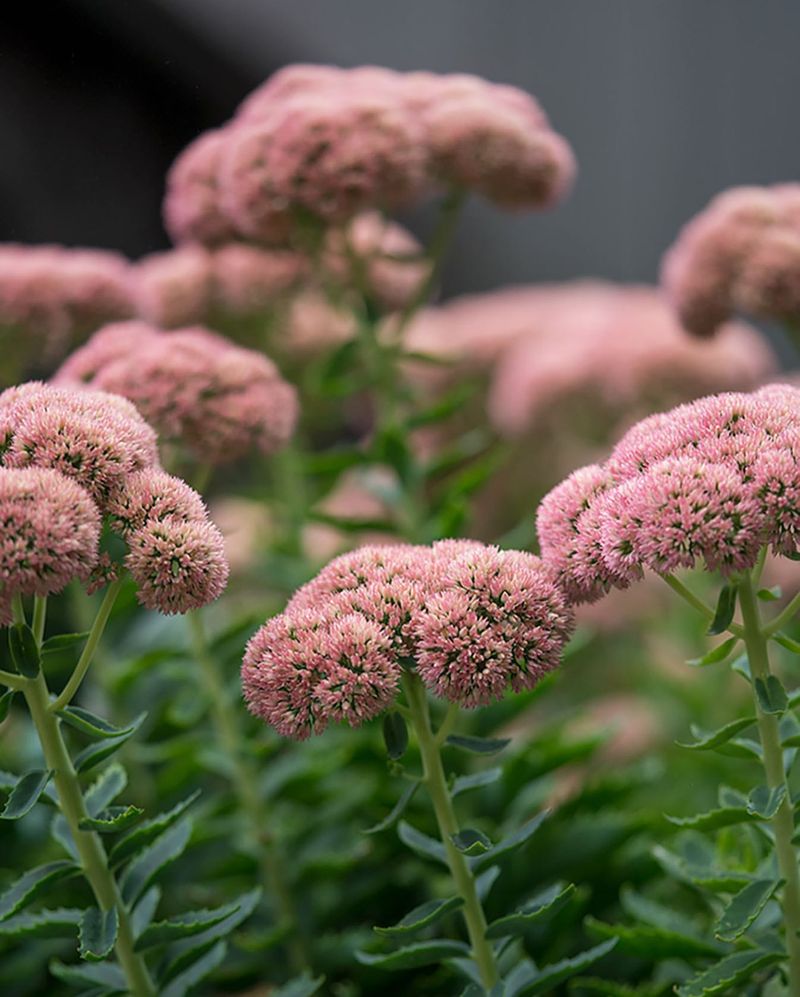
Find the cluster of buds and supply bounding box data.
[164,64,575,248]
[537,384,800,604]
[54,322,298,465]
[242,540,574,739]
[661,183,800,337]
[0,382,228,620]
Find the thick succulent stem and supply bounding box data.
[403,671,499,990]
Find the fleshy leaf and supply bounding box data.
[758,586,782,601]
[382,712,408,760]
[374,896,463,937]
[515,938,619,995]
[0,861,78,920]
[665,807,756,832]
[397,821,447,865]
[715,878,782,942]
[58,706,137,740]
[471,812,548,871]
[363,780,420,835]
[271,974,326,997]
[0,907,82,939]
[356,939,469,970]
[772,631,800,654]
[675,949,783,996]
[49,959,127,989]
[707,585,737,636]
[132,886,161,939]
[41,632,89,670]
[119,819,192,905]
[585,916,725,958]
[746,785,786,819]
[451,768,502,797]
[110,790,200,867]
[160,940,227,997]
[485,882,575,939]
[445,734,511,755]
[451,828,492,855]
[677,717,755,751]
[687,636,739,668]
[79,907,118,962]
[755,675,788,716]
[73,713,146,773]
[0,770,52,820]
[8,624,40,677]
[79,805,144,833]
[136,898,243,950]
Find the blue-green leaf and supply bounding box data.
[677,717,755,751]
[515,938,618,995]
[675,949,783,996]
[132,886,161,940]
[715,878,782,942]
[73,713,146,773]
[136,898,244,950]
[451,828,491,855]
[485,882,575,939]
[665,807,756,832]
[356,939,469,970]
[271,974,326,997]
[382,712,408,760]
[8,624,39,677]
[445,734,511,755]
[687,636,739,668]
[58,706,137,740]
[363,780,420,835]
[0,861,78,920]
[109,790,199,867]
[79,907,118,962]
[53,764,128,860]
[585,916,725,958]
[755,675,788,716]
[0,907,82,939]
[79,805,144,833]
[160,941,227,997]
[707,585,737,636]
[471,812,548,871]
[119,819,192,905]
[41,632,89,670]
[49,959,126,989]
[747,784,786,819]
[374,896,463,937]
[397,820,447,865]
[451,768,502,797]
[0,770,52,820]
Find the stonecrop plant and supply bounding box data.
[4,55,800,997]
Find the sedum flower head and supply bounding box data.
[106,467,209,535]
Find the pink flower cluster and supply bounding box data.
[165,65,575,246]
[537,384,800,604]
[661,184,800,337]
[0,382,228,618]
[242,540,574,738]
[0,244,134,364]
[55,323,298,465]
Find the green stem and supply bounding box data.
[187,611,309,972]
[402,672,499,990]
[32,596,47,646]
[49,580,123,714]
[763,588,800,638]
[22,670,155,996]
[738,571,800,990]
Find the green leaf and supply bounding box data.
[0,770,52,820]
[652,843,752,893]
[397,820,447,866]
[687,636,739,667]
[758,586,782,601]
[585,916,725,958]
[707,585,737,636]
[58,706,138,740]
[747,784,786,819]
[0,861,78,920]
[772,631,800,654]
[356,939,469,970]
[382,712,408,760]
[666,807,756,832]
[485,882,575,939]
[476,865,501,903]
[0,907,82,939]
[136,898,243,950]
[110,790,200,868]
[53,764,129,859]
[445,734,511,755]
[79,805,144,833]
[271,974,326,997]
[363,780,419,834]
[677,717,755,750]
[73,713,146,773]
[119,819,192,905]
[471,812,548,871]
[41,632,89,670]
[451,767,502,798]
[160,940,227,997]
[676,949,784,996]
[49,959,126,989]
[374,896,463,937]
[132,886,160,939]
[0,689,15,722]
[515,938,618,995]
[451,828,492,855]
[715,878,782,942]
[755,675,788,716]
[8,624,40,677]
[79,907,118,962]
[620,887,700,934]
[158,889,260,986]
[372,426,414,484]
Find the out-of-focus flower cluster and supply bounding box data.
[164,64,575,248]
[54,322,298,465]
[0,382,228,619]
[242,540,574,738]
[661,183,800,337]
[537,384,800,605]
[0,245,134,373]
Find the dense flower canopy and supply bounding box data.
[55,322,298,465]
[165,65,575,247]
[661,183,800,337]
[243,540,574,738]
[537,384,800,603]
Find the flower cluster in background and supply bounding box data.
[661,182,800,337]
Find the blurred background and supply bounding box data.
[3,0,799,298]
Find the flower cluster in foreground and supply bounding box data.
[661,183,800,337]
[0,244,134,366]
[242,541,574,738]
[537,384,800,604]
[0,382,228,618]
[165,64,575,247]
[55,322,298,464]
